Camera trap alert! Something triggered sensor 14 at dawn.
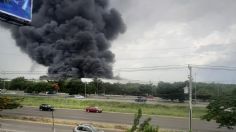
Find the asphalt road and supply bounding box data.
[0,107,235,132]
[0,119,72,132]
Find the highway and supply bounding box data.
[0,119,72,132]
[0,119,116,132]
[0,107,235,132]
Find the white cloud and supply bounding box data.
[111,0,236,82]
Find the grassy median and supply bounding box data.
[18,96,207,118]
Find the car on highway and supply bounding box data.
[73,124,104,132]
[39,104,54,111]
[74,95,85,99]
[85,107,102,113]
[135,96,147,102]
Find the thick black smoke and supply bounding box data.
[10,0,126,78]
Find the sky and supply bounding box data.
[1,0,236,83]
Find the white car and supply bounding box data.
[73,124,104,132]
[74,95,85,99]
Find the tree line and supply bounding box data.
[1,77,236,102]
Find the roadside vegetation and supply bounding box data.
[2,77,236,129]
[0,96,23,111]
[20,96,206,118]
[128,108,159,132]
[1,77,236,102]
[202,89,236,129]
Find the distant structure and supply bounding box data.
[82,78,153,85]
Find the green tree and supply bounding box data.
[157,82,186,102]
[202,93,236,129]
[128,108,159,132]
[138,84,153,96]
[9,77,27,90]
[24,81,36,93]
[35,82,52,93]
[130,108,142,131]
[24,81,52,94]
[100,82,112,95]
[0,78,4,89]
[0,96,23,111]
[92,78,103,95]
[65,79,83,95]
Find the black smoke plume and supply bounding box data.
[8,0,126,78]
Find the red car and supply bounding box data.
[85,107,102,113]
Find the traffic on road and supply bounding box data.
[0,107,234,132]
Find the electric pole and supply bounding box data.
[195,73,197,104]
[3,78,5,90]
[83,73,87,97]
[188,64,193,132]
[85,82,87,97]
[97,80,98,96]
[52,110,55,132]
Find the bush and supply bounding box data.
[128,108,159,132]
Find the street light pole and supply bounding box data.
[3,78,5,90]
[188,65,193,132]
[194,73,197,104]
[52,110,55,132]
[85,82,87,97]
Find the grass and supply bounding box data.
[19,96,206,118]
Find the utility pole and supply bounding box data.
[85,82,87,97]
[52,110,55,132]
[2,71,6,90]
[96,80,98,96]
[188,65,193,132]
[3,78,5,90]
[83,73,87,97]
[102,82,106,96]
[194,73,197,104]
[218,85,220,97]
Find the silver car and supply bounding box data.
[73,124,104,132]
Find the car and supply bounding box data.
[135,96,147,102]
[46,91,56,95]
[85,107,102,113]
[73,124,104,132]
[74,95,85,99]
[146,95,154,99]
[39,104,54,111]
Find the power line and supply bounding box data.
[115,65,186,70]
[116,53,230,61]
[193,65,236,71]
[113,47,193,52]
[193,65,236,69]
[2,65,236,75]
[117,55,196,61]
[114,65,187,72]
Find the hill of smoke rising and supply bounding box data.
[2,0,125,79]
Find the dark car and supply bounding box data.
[85,107,102,113]
[135,96,147,102]
[39,104,54,111]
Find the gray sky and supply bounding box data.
[1,0,236,83]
